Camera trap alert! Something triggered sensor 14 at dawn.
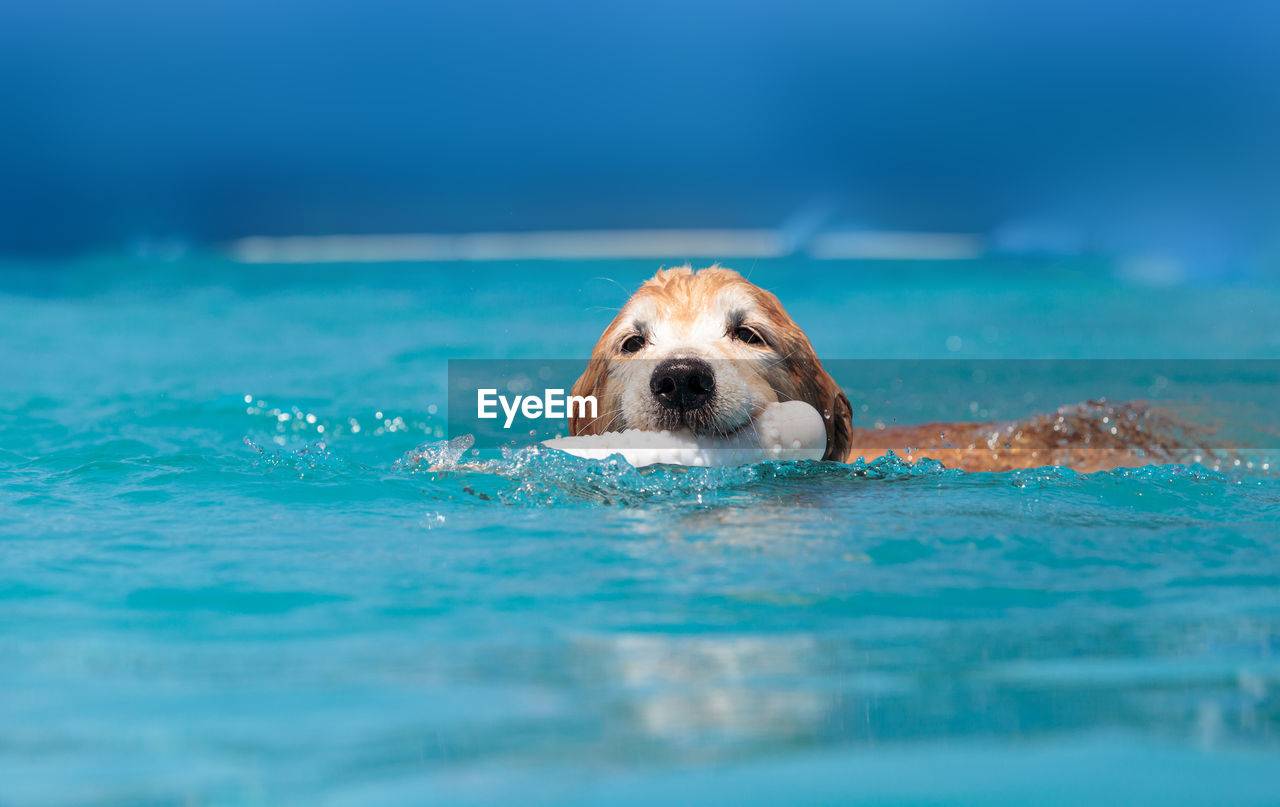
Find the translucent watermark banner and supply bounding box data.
[447,359,1280,456]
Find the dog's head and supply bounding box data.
[569,265,851,460]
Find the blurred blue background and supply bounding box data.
[6,5,1280,805]
[3,0,1279,276]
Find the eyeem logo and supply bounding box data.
[477,388,598,429]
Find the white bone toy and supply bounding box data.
[542,401,827,467]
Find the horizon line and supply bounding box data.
[227,228,985,264]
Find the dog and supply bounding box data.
[569,265,1200,472]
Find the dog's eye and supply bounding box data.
[733,326,767,346]
[620,334,646,354]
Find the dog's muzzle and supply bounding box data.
[649,358,716,412]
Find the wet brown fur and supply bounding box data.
[571,267,1204,472]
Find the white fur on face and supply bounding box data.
[605,284,782,435]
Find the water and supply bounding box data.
[2,256,1279,806]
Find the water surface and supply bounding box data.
[2,257,1278,805]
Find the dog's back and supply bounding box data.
[847,399,1210,472]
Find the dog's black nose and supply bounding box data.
[650,358,716,411]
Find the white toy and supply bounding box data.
[542,401,827,467]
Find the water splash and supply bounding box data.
[242,436,357,479]
[240,427,1273,510]
[393,439,960,507]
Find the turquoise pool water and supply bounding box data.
[2,257,1279,805]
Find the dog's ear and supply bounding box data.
[817,371,853,462]
[791,359,852,461]
[568,356,609,435]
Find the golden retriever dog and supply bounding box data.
[569,265,1199,472]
